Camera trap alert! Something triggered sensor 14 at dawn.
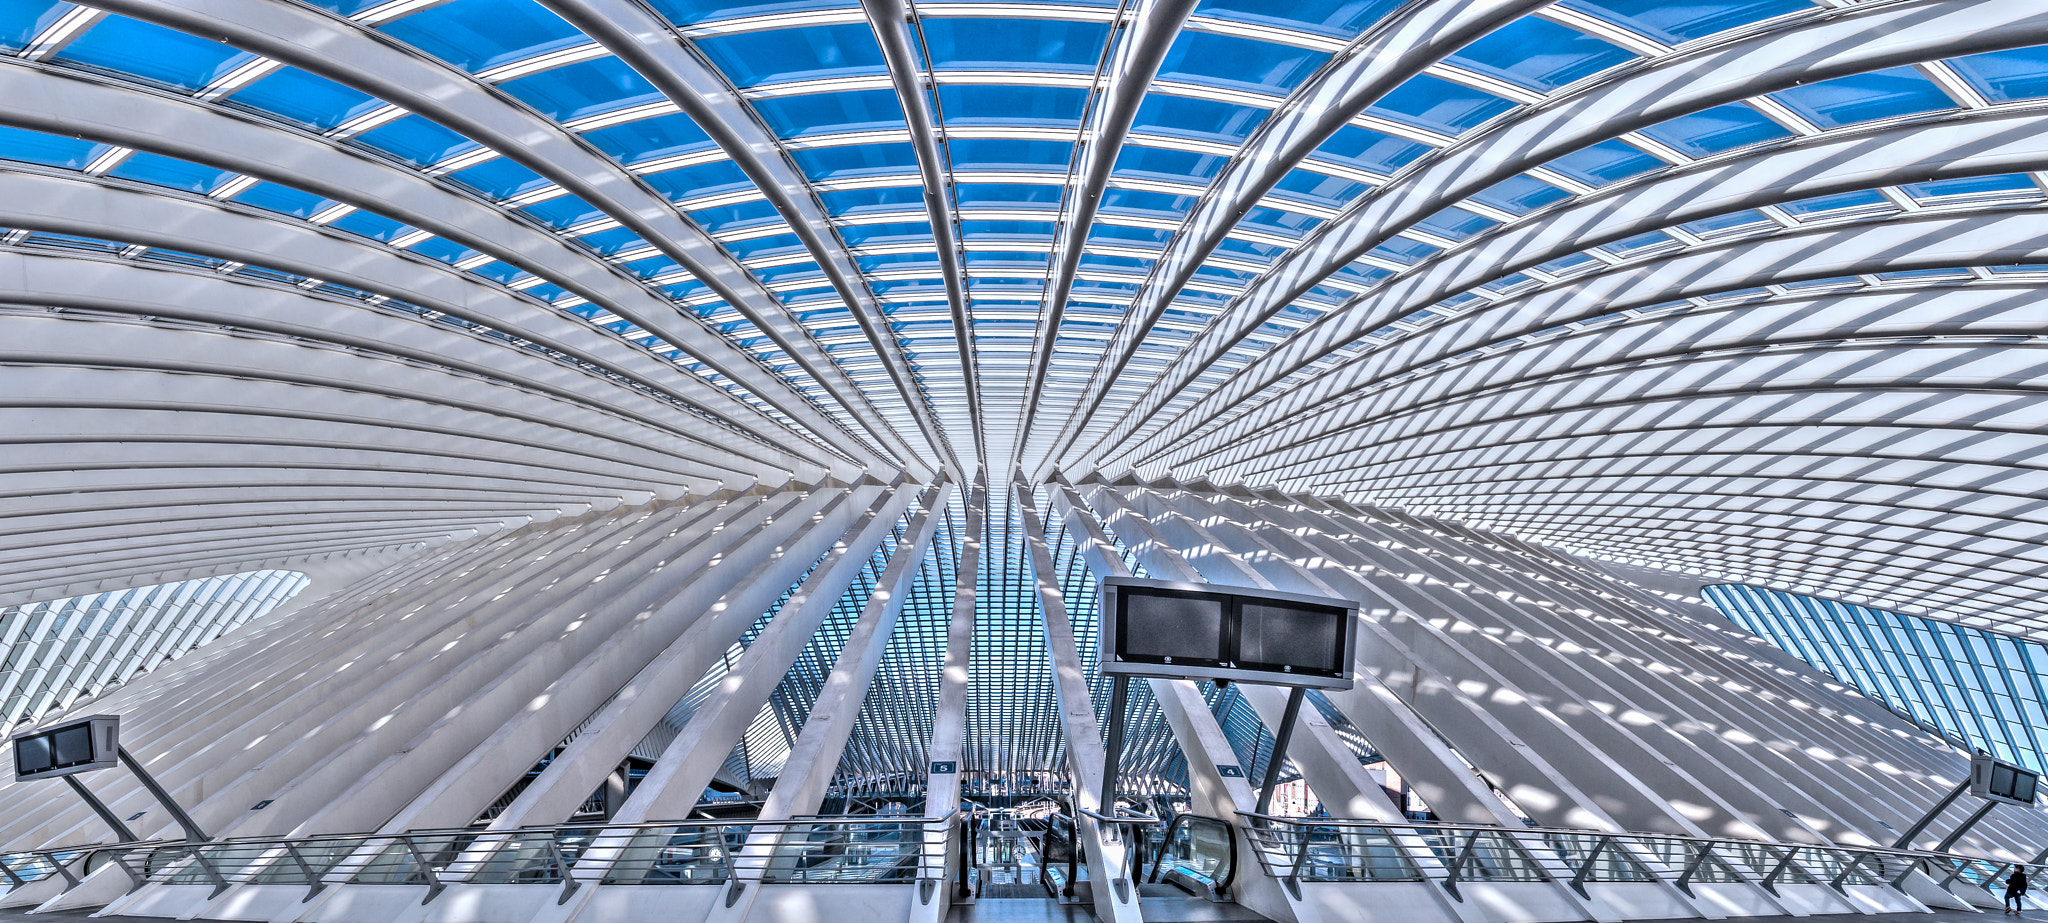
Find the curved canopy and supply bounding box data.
[0,0,2042,631]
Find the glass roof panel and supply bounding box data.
[1947,47,2048,104]
[1469,174,1569,216]
[724,232,805,260]
[1556,0,1814,45]
[841,221,934,246]
[1768,65,1957,129]
[1444,16,1637,92]
[1099,187,1197,220]
[234,181,337,218]
[1778,188,1890,219]
[1312,126,1431,174]
[224,67,383,131]
[1901,173,2036,203]
[1271,169,1370,209]
[353,115,481,168]
[957,183,1064,209]
[0,0,72,53]
[448,157,550,199]
[690,199,782,231]
[521,193,605,229]
[54,15,256,91]
[328,209,412,242]
[1637,102,1792,157]
[0,125,106,170]
[576,226,651,254]
[1544,138,1662,187]
[946,139,1071,172]
[753,90,906,138]
[1131,94,1269,144]
[1113,146,1228,183]
[1412,206,1497,242]
[410,236,483,264]
[379,0,586,75]
[499,57,664,123]
[647,0,854,28]
[1158,32,1329,95]
[1191,0,1401,39]
[580,113,715,165]
[957,219,1050,243]
[106,151,235,194]
[296,0,386,18]
[695,24,885,87]
[791,142,921,179]
[921,18,1108,73]
[938,85,1087,128]
[641,159,753,199]
[1369,74,1516,136]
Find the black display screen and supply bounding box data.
[1114,584,1351,679]
[15,724,96,776]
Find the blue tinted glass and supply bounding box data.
[411,236,482,263]
[580,114,714,165]
[55,15,255,90]
[471,260,527,283]
[690,199,781,231]
[107,152,234,193]
[500,57,662,122]
[1272,169,1369,209]
[1637,102,1790,157]
[1191,0,1400,38]
[1544,139,1661,187]
[723,233,804,260]
[1237,206,1319,238]
[1770,66,1956,129]
[225,67,381,131]
[1132,94,1268,143]
[0,0,71,52]
[646,0,853,27]
[1160,31,1329,94]
[1100,188,1197,219]
[939,85,1087,128]
[1114,146,1227,182]
[521,194,604,229]
[379,0,585,74]
[1412,206,1497,242]
[956,220,1050,242]
[1950,47,2048,103]
[753,90,904,137]
[1604,230,1674,256]
[956,183,1063,208]
[1372,237,1439,264]
[642,160,751,199]
[1901,174,2036,201]
[863,254,943,272]
[0,125,104,169]
[234,182,335,218]
[328,209,410,242]
[296,0,385,17]
[354,115,479,168]
[1446,17,1636,92]
[1370,74,1515,136]
[921,18,1107,72]
[1777,188,1889,218]
[1468,174,1569,215]
[448,158,550,198]
[1312,126,1430,174]
[1679,209,1772,236]
[947,139,1071,171]
[791,142,919,179]
[577,227,651,255]
[1558,0,1812,45]
[695,24,884,87]
[840,222,933,246]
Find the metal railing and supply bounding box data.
[51,814,957,904]
[1232,813,2011,903]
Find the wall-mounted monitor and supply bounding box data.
[1971,753,2039,806]
[12,715,119,781]
[1099,578,1356,690]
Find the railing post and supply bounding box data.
[545,833,580,905]
[401,836,445,904]
[1889,855,1926,890]
[1673,842,1714,898]
[1829,851,1870,892]
[185,845,231,899]
[0,856,25,889]
[1440,830,1480,902]
[283,843,326,902]
[1570,836,1612,899]
[1759,845,1801,897]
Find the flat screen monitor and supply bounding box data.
[11,716,119,781]
[1100,578,1356,690]
[1970,753,2040,806]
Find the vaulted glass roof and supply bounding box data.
[0,0,2044,641]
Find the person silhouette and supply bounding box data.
[2007,865,2029,915]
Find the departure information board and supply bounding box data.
[11,715,119,780]
[1099,578,1356,690]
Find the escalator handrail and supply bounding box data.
[1146,813,1237,897]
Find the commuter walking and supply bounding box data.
[2008,865,2029,914]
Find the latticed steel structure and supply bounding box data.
[0,0,2046,920]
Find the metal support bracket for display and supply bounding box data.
[62,774,139,842]
[117,747,208,843]
[1253,686,1305,820]
[1893,778,1969,848]
[1934,799,2000,853]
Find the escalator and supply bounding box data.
[947,808,1273,923]
[1139,814,1271,923]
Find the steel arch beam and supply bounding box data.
[546,0,959,474]
[1071,0,2048,475]
[0,61,881,471]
